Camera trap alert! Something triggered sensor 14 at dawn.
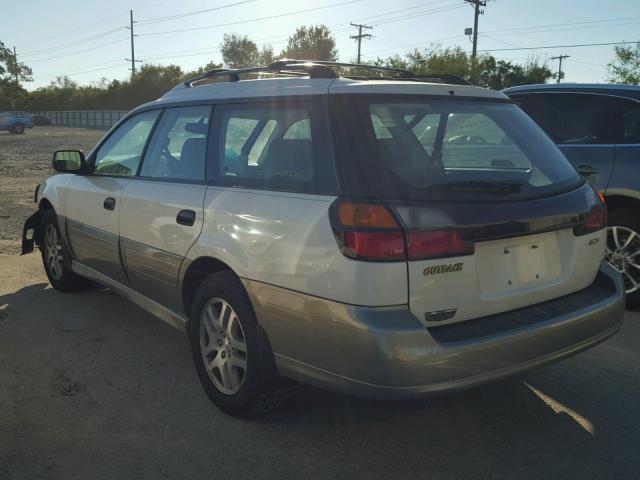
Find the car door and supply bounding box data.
[65,110,160,284]
[609,97,640,195]
[118,105,211,312]
[523,92,616,192]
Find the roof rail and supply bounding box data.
[182,59,471,87]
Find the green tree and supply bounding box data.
[0,40,33,109]
[608,42,640,84]
[220,34,273,68]
[373,47,551,89]
[280,25,338,61]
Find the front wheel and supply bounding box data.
[40,209,89,292]
[606,209,640,308]
[189,271,297,417]
[11,123,25,134]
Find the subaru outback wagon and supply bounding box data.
[22,61,625,416]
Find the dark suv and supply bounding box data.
[504,83,640,307]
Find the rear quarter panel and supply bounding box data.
[187,186,408,306]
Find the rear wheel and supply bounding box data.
[40,209,89,292]
[189,271,296,416]
[11,123,24,134]
[606,209,640,308]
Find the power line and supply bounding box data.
[480,16,640,36]
[479,40,639,52]
[19,27,126,57]
[352,0,457,22]
[136,0,257,25]
[22,38,130,64]
[137,0,363,36]
[350,23,372,63]
[373,3,464,26]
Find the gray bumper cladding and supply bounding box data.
[245,263,625,399]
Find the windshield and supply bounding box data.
[331,96,582,202]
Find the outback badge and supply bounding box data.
[423,262,464,276]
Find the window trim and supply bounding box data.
[88,109,163,178]
[134,104,214,184]
[207,98,339,196]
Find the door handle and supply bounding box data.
[576,165,598,177]
[176,209,196,226]
[103,197,116,211]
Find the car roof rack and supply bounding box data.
[183,59,471,87]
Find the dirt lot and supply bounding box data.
[0,127,105,254]
[1,127,639,479]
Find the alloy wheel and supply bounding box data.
[199,298,248,395]
[606,225,640,294]
[44,224,64,281]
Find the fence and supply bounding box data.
[29,110,129,129]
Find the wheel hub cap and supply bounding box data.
[44,224,64,280]
[199,298,247,395]
[606,226,640,294]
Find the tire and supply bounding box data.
[11,123,25,134]
[606,209,640,309]
[39,209,89,292]
[189,271,297,417]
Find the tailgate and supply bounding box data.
[390,183,607,327]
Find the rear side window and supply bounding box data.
[617,99,640,144]
[526,93,614,145]
[140,105,211,181]
[211,101,337,194]
[94,110,160,176]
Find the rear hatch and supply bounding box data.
[329,91,607,327]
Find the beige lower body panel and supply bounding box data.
[72,260,188,332]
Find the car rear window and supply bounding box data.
[330,95,582,202]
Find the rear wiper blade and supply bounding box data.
[428,180,523,194]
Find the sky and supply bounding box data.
[2,0,640,91]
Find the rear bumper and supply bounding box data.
[246,263,625,399]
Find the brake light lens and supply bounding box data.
[406,229,473,260]
[331,200,474,261]
[342,231,406,260]
[575,187,607,235]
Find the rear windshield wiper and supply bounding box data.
[427,180,524,194]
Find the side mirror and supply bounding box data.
[52,150,86,173]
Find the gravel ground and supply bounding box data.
[0,127,105,255]
[1,127,639,479]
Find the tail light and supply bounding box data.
[574,187,607,236]
[330,200,474,261]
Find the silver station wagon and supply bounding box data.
[22,60,625,416]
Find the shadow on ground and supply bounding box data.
[1,262,639,480]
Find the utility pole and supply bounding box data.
[464,0,486,60]
[125,10,141,78]
[350,23,372,64]
[551,55,570,83]
[12,46,18,83]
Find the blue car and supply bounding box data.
[0,111,33,134]
[504,83,640,307]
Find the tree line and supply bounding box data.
[1,26,639,112]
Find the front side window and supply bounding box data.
[140,106,211,181]
[331,96,582,202]
[94,110,160,176]
[213,101,336,193]
[527,93,614,145]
